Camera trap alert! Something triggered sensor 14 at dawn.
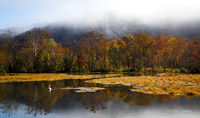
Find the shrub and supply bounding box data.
[180,68,189,73]
[0,66,6,75]
[146,67,152,72]
[173,68,181,73]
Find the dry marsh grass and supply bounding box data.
[89,74,200,97]
[0,73,119,83]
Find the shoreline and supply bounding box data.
[0,73,119,83]
[1,73,200,97]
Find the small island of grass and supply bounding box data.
[61,87,105,92]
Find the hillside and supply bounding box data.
[43,21,200,47]
[1,21,200,47]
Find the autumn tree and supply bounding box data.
[121,35,134,68]
[0,30,22,72]
[154,36,170,70]
[182,40,200,73]
[74,37,88,72]
[96,33,110,71]
[25,28,50,71]
[108,40,120,69]
[36,38,64,72]
[134,33,156,69]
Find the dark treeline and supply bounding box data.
[0,29,200,73]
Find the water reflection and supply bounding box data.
[0,79,200,118]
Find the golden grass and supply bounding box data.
[88,74,200,96]
[0,73,119,82]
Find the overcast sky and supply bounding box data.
[0,0,200,29]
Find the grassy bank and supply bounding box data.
[88,74,200,97]
[0,73,119,83]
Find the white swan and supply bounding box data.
[48,85,52,92]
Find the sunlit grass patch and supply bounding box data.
[88,74,200,97]
[0,73,119,82]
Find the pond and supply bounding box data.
[0,79,200,118]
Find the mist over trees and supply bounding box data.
[0,28,199,73]
[42,21,200,48]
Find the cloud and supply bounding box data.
[0,0,200,29]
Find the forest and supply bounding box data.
[0,29,200,73]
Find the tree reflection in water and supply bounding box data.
[0,82,21,116]
[0,81,66,116]
[0,79,172,116]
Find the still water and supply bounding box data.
[0,79,200,118]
